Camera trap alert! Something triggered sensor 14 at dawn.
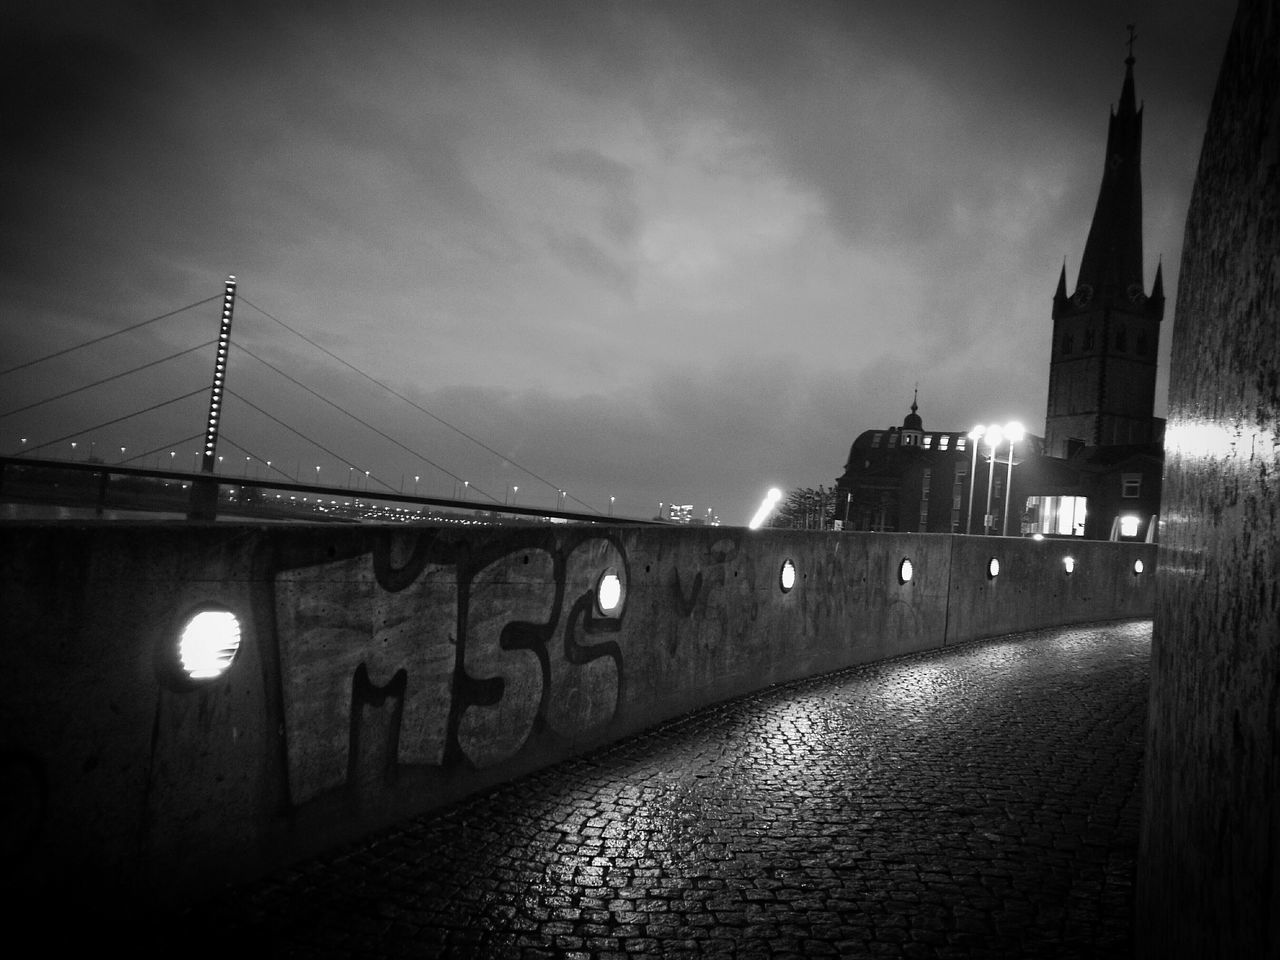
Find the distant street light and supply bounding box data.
[244,456,251,477]
[610,495,615,517]
[1002,422,1026,536]
[121,446,127,463]
[70,441,77,459]
[414,475,420,495]
[967,425,985,534]
[983,425,1004,535]
[512,485,518,505]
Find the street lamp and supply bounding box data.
[1002,422,1025,536]
[71,441,78,458]
[983,425,1004,535]
[512,485,518,505]
[414,475,420,495]
[121,446,127,463]
[610,495,615,516]
[967,425,985,534]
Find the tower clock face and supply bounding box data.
[1074,284,1094,307]
[1127,283,1144,303]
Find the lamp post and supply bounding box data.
[414,475,420,495]
[983,425,1003,535]
[1002,422,1025,536]
[967,425,985,534]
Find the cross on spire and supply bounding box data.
[1126,24,1137,64]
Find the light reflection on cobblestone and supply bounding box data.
[187,620,1151,959]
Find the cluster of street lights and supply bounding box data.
[966,421,1025,536]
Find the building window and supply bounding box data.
[1084,328,1095,350]
[939,435,950,450]
[923,435,932,448]
[871,432,882,448]
[1122,473,1142,498]
[956,436,966,451]
[1062,332,1074,354]
[887,433,898,447]
[1027,495,1088,537]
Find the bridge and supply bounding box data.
[1,6,1276,957]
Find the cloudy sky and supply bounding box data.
[1,0,1237,522]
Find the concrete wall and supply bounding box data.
[0,523,1153,912]
[1137,1,1280,955]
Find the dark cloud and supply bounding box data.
[0,0,1238,521]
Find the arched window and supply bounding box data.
[1062,332,1074,355]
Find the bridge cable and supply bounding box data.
[233,342,494,502]
[0,340,216,420]
[18,387,208,456]
[122,433,206,468]
[240,297,599,514]
[216,433,313,484]
[0,295,220,379]
[225,388,394,490]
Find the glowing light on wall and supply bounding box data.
[596,569,624,616]
[748,487,783,530]
[987,557,1001,579]
[1063,555,1076,574]
[899,557,914,583]
[779,559,797,592]
[178,609,241,680]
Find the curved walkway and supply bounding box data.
[186,620,1151,959]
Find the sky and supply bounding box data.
[1,0,1238,523]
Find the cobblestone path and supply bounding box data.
[184,620,1151,959]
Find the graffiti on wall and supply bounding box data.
[274,529,627,805]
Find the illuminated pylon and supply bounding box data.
[200,276,237,473]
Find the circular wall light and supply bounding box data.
[1133,559,1145,575]
[987,557,1001,579]
[779,559,797,593]
[898,557,914,584]
[596,568,624,617]
[1063,556,1076,575]
[177,608,241,681]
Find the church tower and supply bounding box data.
[1044,32,1165,459]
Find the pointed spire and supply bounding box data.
[1076,29,1146,300]
[1152,257,1165,301]
[1054,259,1069,301]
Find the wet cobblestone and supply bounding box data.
[181,620,1150,958]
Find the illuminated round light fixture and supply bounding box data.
[1063,556,1076,575]
[178,609,242,680]
[898,557,914,584]
[987,557,1001,579]
[596,568,624,617]
[1133,559,1145,575]
[779,559,797,593]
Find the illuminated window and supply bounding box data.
[1120,515,1141,538]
